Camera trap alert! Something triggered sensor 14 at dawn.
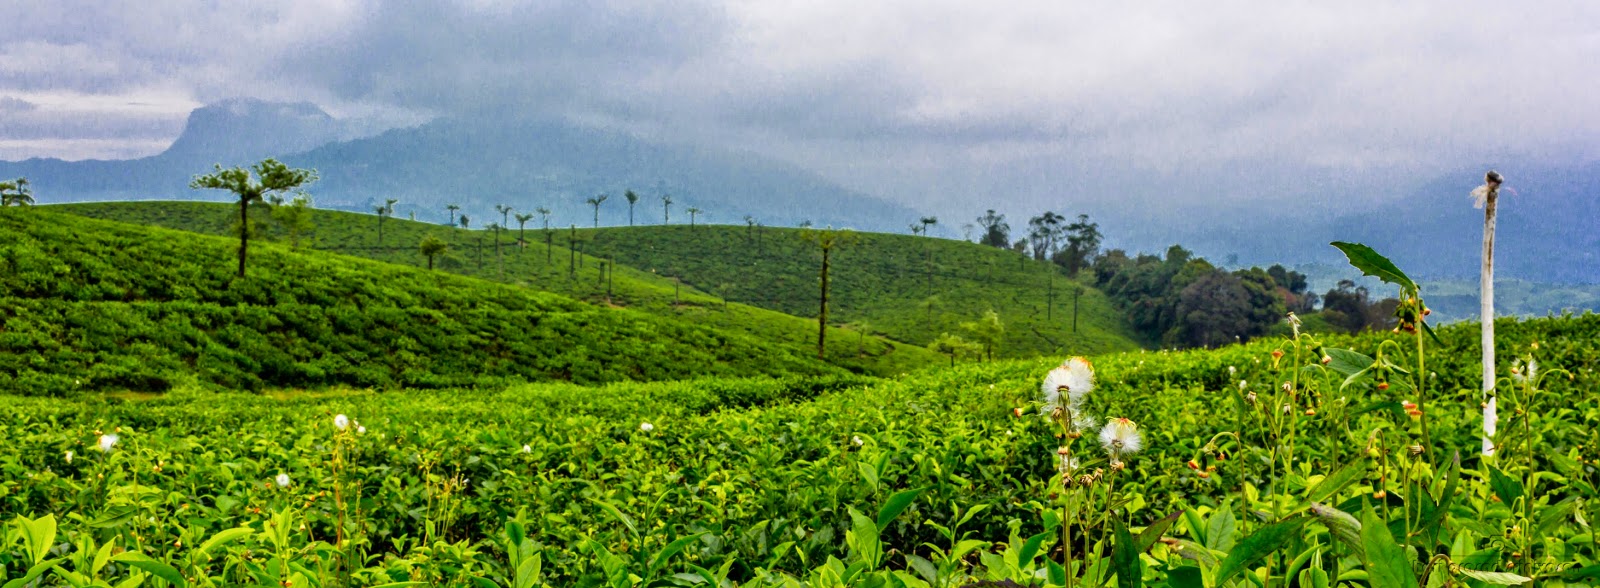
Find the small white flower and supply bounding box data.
[851,436,863,446]
[1228,366,1236,377]
[357,425,367,435]
[640,422,654,432]
[96,434,119,452]
[64,451,74,463]
[1098,418,1143,457]
[275,473,291,488]
[1287,312,1302,337]
[522,444,532,454]
[1239,380,1247,391]
[334,414,350,430]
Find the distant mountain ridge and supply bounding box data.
[0,99,926,233]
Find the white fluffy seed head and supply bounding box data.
[640,422,654,432]
[275,473,291,488]
[334,414,350,430]
[1098,418,1143,457]
[96,434,119,452]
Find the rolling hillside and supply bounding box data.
[57,201,1144,359]
[564,224,1145,357]
[0,207,925,396]
[48,201,943,376]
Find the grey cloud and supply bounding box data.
[0,0,1596,217]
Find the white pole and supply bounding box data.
[1478,170,1502,457]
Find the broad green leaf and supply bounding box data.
[1304,461,1366,506]
[1214,517,1309,586]
[111,552,188,587]
[1414,451,1460,546]
[86,506,138,529]
[1456,569,1532,586]
[3,558,63,588]
[1137,511,1181,552]
[20,514,57,565]
[1300,566,1331,588]
[1169,566,1205,588]
[1330,241,1416,292]
[1361,502,1418,588]
[1205,504,1237,553]
[1018,531,1050,565]
[1322,348,1376,379]
[648,532,707,575]
[876,487,928,530]
[198,527,254,557]
[1486,464,1523,509]
[1112,519,1142,588]
[588,499,639,540]
[857,461,880,492]
[1310,502,1364,559]
[849,507,883,569]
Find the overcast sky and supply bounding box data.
[2,0,1596,219]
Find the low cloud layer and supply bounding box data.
[2,0,1596,214]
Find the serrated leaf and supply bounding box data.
[1361,502,1418,588]
[1456,569,1532,585]
[1331,242,1416,293]
[1215,517,1309,586]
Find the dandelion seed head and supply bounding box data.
[334,414,350,430]
[96,434,118,452]
[275,473,291,488]
[522,444,532,454]
[640,422,654,432]
[1041,357,1094,416]
[1098,417,1143,456]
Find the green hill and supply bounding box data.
[562,224,1144,357]
[58,201,1142,358]
[0,207,917,396]
[49,201,943,376]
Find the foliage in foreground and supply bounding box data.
[2,308,1597,586]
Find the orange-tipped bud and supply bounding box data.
[1198,471,1211,479]
[1378,382,1389,391]
[1186,459,1199,470]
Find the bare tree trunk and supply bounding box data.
[1481,181,1499,456]
[238,198,249,277]
[818,247,831,359]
